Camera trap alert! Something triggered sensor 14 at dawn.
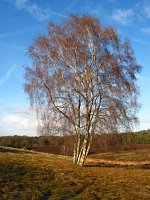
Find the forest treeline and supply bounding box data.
[0,131,150,156]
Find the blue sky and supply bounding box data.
[0,0,150,136]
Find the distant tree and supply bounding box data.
[24,15,141,166]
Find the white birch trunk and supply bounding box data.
[73,143,77,164]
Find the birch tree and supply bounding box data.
[24,15,141,166]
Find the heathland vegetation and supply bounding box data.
[0,145,149,200]
[0,131,149,155]
[0,131,149,199]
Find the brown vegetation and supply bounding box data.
[0,146,149,199]
[24,14,141,166]
[0,132,150,156]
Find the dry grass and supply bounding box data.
[86,158,150,168]
[87,149,150,168]
[88,149,150,162]
[0,146,150,200]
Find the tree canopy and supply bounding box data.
[24,15,141,166]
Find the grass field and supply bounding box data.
[0,146,150,200]
[87,149,150,168]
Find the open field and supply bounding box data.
[87,149,150,168]
[0,146,150,200]
[89,149,150,162]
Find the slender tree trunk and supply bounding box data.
[78,144,88,166]
[76,135,81,160]
[73,134,93,166]
[73,143,77,164]
[85,134,93,157]
[79,138,93,166]
[73,133,81,164]
[76,133,88,166]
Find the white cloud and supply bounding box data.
[0,26,37,40]
[15,0,66,21]
[141,27,150,34]
[140,117,150,124]
[0,65,16,88]
[16,0,27,9]
[112,9,134,25]
[0,107,37,136]
[64,0,78,12]
[138,116,150,131]
[26,4,51,21]
[144,4,150,18]
[90,5,102,17]
[0,31,23,40]
[133,38,150,47]
[137,75,150,81]
[134,117,150,131]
